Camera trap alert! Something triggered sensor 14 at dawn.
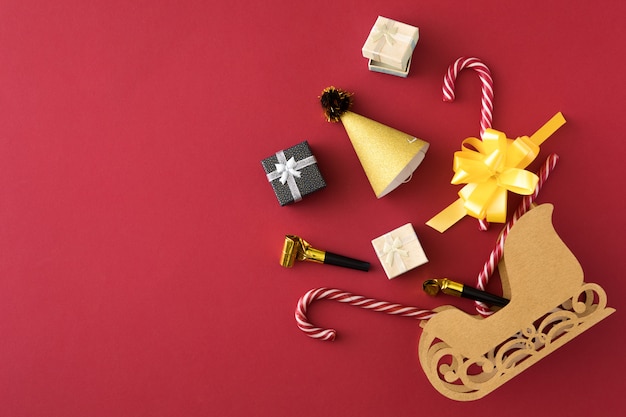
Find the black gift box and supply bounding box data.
[261,140,326,206]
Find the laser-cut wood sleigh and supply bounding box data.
[417,204,615,400]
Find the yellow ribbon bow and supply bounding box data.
[426,112,566,233]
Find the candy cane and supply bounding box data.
[443,56,495,231]
[443,56,494,139]
[474,153,560,316]
[295,287,436,341]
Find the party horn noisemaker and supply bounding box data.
[280,235,370,271]
[423,278,509,307]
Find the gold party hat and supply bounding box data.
[320,86,429,198]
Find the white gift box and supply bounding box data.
[371,223,428,279]
[362,16,419,71]
[368,57,412,78]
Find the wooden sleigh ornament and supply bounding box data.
[419,204,614,400]
[295,204,614,401]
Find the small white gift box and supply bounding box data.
[362,16,419,71]
[371,223,428,279]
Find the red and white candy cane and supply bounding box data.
[443,56,494,139]
[443,56,495,231]
[295,287,436,341]
[474,153,560,317]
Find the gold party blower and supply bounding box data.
[423,278,509,307]
[280,235,370,271]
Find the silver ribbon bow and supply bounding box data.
[275,157,302,184]
[266,150,317,202]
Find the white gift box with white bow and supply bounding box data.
[362,16,419,71]
[371,223,428,279]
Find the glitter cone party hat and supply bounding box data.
[320,86,429,198]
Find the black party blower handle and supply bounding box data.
[324,252,370,272]
[461,286,509,307]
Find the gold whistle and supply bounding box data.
[423,278,509,307]
[280,235,370,271]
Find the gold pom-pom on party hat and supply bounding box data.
[320,86,429,198]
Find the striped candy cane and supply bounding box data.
[295,287,436,341]
[443,57,495,231]
[474,153,560,316]
[443,56,494,139]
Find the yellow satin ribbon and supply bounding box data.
[427,112,566,233]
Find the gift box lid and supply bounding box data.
[362,16,419,70]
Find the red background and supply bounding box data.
[0,1,624,416]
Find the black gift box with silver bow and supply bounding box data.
[261,140,326,206]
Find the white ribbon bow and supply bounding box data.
[383,236,408,266]
[266,150,317,202]
[372,21,398,45]
[275,157,302,184]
